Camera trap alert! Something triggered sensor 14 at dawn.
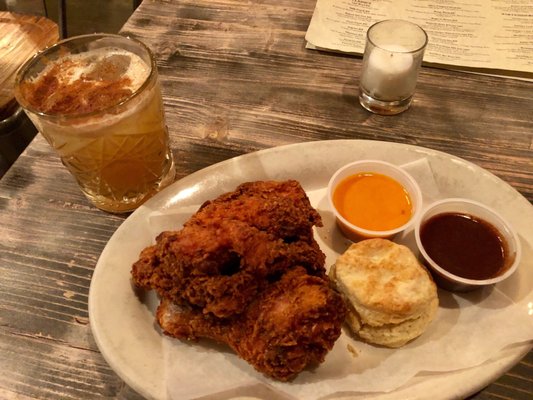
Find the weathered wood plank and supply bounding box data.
[0,12,59,116]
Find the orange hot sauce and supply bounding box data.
[333,172,413,231]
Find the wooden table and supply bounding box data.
[0,12,59,118]
[1,0,531,399]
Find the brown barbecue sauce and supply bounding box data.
[420,212,507,280]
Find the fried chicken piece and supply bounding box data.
[131,180,345,380]
[157,267,347,381]
[132,180,326,318]
[132,219,326,317]
[189,180,323,242]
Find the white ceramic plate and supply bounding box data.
[89,139,533,400]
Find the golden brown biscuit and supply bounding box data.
[331,238,438,348]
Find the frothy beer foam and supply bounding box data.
[21,47,151,115]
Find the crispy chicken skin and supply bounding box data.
[157,267,346,381]
[132,219,326,317]
[132,180,326,318]
[131,180,346,380]
[188,180,323,242]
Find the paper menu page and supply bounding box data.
[305,0,533,75]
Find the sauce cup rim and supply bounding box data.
[414,197,522,286]
[327,159,423,238]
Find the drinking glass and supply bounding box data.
[15,33,176,212]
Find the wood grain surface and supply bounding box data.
[0,12,59,117]
[0,0,532,399]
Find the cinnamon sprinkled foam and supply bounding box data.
[21,48,150,115]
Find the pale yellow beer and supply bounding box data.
[15,34,175,212]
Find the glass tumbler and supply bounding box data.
[359,20,428,115]
[15,33,176,212]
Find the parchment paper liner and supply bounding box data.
[144,159,533,400]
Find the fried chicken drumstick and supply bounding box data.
[157,267,346,381]
[131,180,346,381]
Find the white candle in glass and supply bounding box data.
[358,19,428,115]
[361,44,417,101]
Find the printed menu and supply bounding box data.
[305,0,533,77]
